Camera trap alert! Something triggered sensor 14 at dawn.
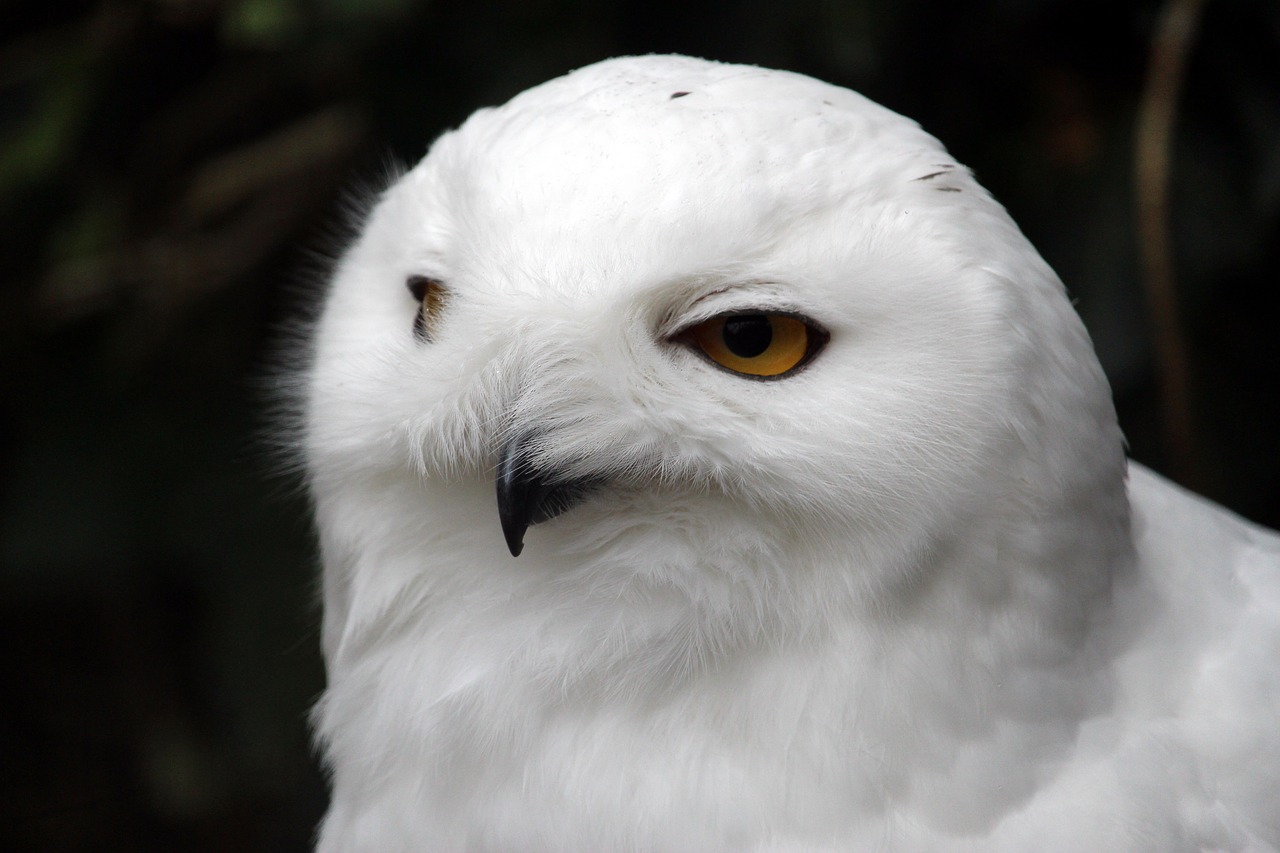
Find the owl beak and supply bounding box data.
[495,433,597,557]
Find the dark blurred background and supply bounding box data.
[2,1,1277,850]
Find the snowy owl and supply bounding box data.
[301,56,1280,851]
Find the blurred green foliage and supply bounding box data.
[1,0,1277,850]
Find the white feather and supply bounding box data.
[302,55,1280,851]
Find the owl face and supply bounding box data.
[305,57,1114,603]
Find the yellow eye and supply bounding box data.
[683,312,826,378]
[407,275,448,341]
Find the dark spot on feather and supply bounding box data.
[670,91,690,99]
[914,171,947,181]
[935,186,962,192]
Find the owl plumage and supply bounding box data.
[302,56,1280,851]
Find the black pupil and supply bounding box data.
[721,314,773,358]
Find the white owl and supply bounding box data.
[302,56,1280,851]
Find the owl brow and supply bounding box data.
[685,281,797,317]
[656,284,735,337]
[660,280,798,338]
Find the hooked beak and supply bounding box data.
[495,433,598,557]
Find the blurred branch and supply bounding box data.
[179,105,361,222]
[37,105,364,341]
[1135,0,1205,487]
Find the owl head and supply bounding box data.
[303,56,1127,663]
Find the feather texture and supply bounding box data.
[302,56,1280,851]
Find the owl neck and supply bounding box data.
[313,416,1133,837]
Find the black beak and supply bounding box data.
[495,433,598,557]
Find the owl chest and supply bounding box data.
[362,629,902,847]
[331,601,1087,849]
[411,679,869,847]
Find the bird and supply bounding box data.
[300,55,1280,851]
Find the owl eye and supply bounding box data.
[407,275,448,342]
[681,312,827,378]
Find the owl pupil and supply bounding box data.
[722,315,772,358]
